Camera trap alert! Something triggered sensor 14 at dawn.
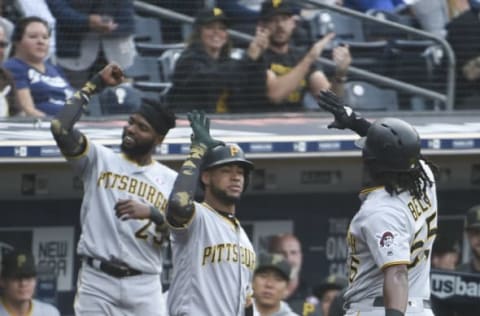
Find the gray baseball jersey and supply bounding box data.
[168,202,256,316]
[0,299,60,316]
[345,160,437,304]
[69,140,176,273]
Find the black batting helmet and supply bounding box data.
[202,144,254,190]
[357,118,420,172]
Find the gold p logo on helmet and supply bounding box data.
[213,7,223,16]
[273,0,283,8]
[229,145,240,157]
[17,254,26,268]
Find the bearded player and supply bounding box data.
[51,63,176,315]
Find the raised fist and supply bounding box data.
[99,63,124,86]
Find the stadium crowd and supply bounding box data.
[1,1,480,316]
[0,0,477,117]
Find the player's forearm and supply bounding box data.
[349,117,371,137]
[383,264,408,315]
[266,54,314,103]
[52,74,105,131]
[50,74,106,155]
[167,144,207,227]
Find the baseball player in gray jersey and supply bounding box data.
[318,91,438,316]
[0,250,60,316]
[167,111,256,316]
[51,63,177,315]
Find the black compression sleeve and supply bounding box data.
[150,206,165,225]
[350,117,372,137]
[50,74,106,156]
[385,309,404,316]
[166,144,207,227]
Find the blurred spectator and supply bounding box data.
[312,274,348,316]
[431,234,460,270]
[457,204,480,273]
[430,233,460,316]
[168,7,267,113]
[16,0,57,58]
[252,253,299,316]
[447,0,471,17]
[46,0,136,88]
[446,0,480,109]
[448,204,480,316]
[409,0,449,37]
[269,233,312,315]
[4,16,73,117]
[326,287,347,316]
[0,17,14,61]
[0,249,60,315]
[256,0,351,111]
[0,22,17,117]
[343,0,405,12]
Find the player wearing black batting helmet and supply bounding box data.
[202,144,253,191]
[355,117,435,200]
[317,91,438,316]
[357,118,421,173]
[167,111,256,316]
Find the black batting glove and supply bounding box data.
[317,90,359,130]
[317,90,371,136]
[187,110,223,149]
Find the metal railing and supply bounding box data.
[296,0,456,111]
[133,0,456,110]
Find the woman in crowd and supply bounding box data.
[169,7,267,113]
[4,16,73,117]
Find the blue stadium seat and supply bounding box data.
[124,56,171,101]
[134,15,163,44]
[124,55,161,82]
[306,10,365,44]
[343,81,399,111]
[99,84,142,115]
[387,39,440,87]
[344,40,389,75]
[158,48,183,82]
[363,9,417,41]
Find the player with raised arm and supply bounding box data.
[50,63,176,315]
[317,91,438,316]
[167,111,256,316]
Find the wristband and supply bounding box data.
[334,76,347,83]
[149,206,165,225]
[385,309,404,316]
[80,73,106,96]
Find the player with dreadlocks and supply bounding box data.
[317,91,437,316]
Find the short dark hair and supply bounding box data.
[12,16,51,43]
[135,98,176,135]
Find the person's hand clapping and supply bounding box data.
[247,26,270,61]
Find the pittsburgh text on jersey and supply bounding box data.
[202,243,256,270]
[96,171,168,210]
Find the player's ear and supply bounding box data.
[201,171,210,187]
